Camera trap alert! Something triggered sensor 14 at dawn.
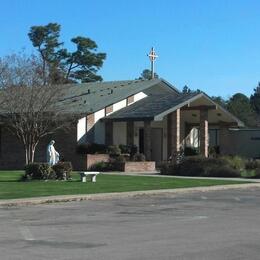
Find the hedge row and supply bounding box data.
[160,157,241,178]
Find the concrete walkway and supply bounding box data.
[1,182,260,207]
[102,171,260,182]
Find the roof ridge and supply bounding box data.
[64,78,161,88]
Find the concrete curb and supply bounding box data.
[1,183,260,207]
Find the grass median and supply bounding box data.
[0,171,250,200]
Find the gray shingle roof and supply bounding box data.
[105,92,200,121]
[58,78,177,114]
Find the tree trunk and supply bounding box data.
[24,143,37,165]
[25,146,29,165]
[31,144,36,163]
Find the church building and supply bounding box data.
[1,48,259,170]
[0,77,250,170]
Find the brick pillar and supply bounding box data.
[200,110,209,157]
[126,121,134,146]
[86,113,95,142]
[105,105,113,115]
[167,109,180,158]
[144,121,152,161]
[127,95,134,105]
[105,121,113,146]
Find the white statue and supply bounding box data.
[47,140,60,166]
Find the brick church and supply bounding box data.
[1,77,254,170]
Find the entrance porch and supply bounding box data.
[103,92,244,162]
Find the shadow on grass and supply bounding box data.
[0,178,83,183]
[0,180,23,183]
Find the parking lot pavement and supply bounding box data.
[1,188,260,260]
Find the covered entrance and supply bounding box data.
[103,92,244,162]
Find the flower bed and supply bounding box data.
[84,145,156,172]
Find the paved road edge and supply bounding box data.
[1,183,260,207]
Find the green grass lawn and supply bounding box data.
[0,171,250,200]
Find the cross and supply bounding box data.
[147,47,158,79]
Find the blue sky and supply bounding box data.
[1,0,260,98]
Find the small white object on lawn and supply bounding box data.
[80,172,100,183]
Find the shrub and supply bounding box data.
[160,157,241,178]
[76,143,107,154]
[114,155,126,163]
[203,166,240,178]
[241,169,256,178]
[24,163,54,180]
[119,144,138,156]
[173,157,210,177]
[171,150,185,164]
[221,155,245,171]
[132,153,146,162]
[245,159,260,170]
[184,147,198,156]
[159,163,176,175]
[89,154,132,172]
[108,145,121,156]
[24,161,73,181]
[108,155,126,171]
[89,161,114,171]
[52,162,73,180]
[209,146,220,158]
[253,168,260,178]
[119,144,130,154]
[130,145,138,156]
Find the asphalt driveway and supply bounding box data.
[1,188,260,260]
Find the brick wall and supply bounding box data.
[86,154,110,169]
[123,161,156,172]
[0,126,25,169]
